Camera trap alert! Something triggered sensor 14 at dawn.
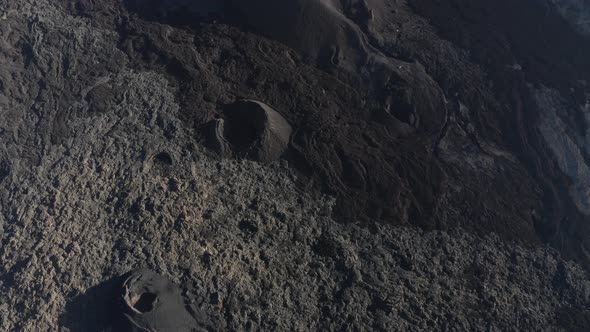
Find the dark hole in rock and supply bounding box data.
[394,102,417,125]
[238,219,259,236]
[153,152,173,166]
[202,251,213,265]
[0,160,10,183]
[133,292,157,313]
[209,292,220,305]
[168,178,179,192]
[128,200,141,214]
[397,255,414,271]
[313,235,338,258]
[388,89,417,126]
[223,103,267,153]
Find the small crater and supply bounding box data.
[153,152,173,166]
[133,292,157,313]
[150,152,173,175]
[391,95,417,125]
[223,104,266,153]
[209,99,292,162]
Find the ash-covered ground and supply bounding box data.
[0,0,589,331]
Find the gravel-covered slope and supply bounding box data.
[1,0,590,331]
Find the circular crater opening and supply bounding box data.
[223,103,267,153]
[132,292,158,313]
[389,89,416,125]
[153,152,173,166]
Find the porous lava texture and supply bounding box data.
[0,0,589,330]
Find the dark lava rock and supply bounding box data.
[2,0,590,330]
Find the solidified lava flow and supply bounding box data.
[0,0,589,331]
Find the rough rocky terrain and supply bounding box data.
[0,0,589,330]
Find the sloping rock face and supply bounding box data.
[121,0,590,261]
[0,0,589,330]
[408,0,590,265]
[551,0,590,36]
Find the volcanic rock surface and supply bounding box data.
[0,0,589,331]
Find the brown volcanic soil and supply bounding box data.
[0,0,589,330]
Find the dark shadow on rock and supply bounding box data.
[59,269,217,331]
[0,159,10,184]
[59,274,128,332]
[122,0,225,28]
[556,306,590,332]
